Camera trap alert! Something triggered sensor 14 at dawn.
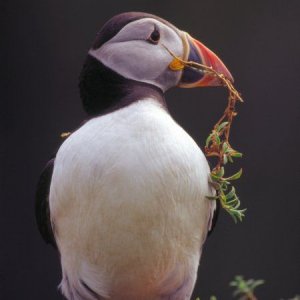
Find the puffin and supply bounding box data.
[36,12,233,300]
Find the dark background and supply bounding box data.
[1,0,299,299]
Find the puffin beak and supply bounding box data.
[177,33,234,87]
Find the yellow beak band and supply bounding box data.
[169,58,185,70]
[168,32,190,71]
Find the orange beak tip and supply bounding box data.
[179,34,234,88]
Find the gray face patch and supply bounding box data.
[89,18,184,91]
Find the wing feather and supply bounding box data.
[35,157,56,248]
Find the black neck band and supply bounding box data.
[79,55,166,116]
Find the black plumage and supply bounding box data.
[35,157,56,248]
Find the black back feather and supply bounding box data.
[35,158,56,248]
[207,200,220,237]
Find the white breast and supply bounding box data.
[50,99,215,299]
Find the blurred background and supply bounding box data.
[1,0,299,299]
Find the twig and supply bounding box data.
[164,46,245,222]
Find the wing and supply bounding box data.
[35,157,57,248]
[207,200,220,237]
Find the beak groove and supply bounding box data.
[178,33,234,88]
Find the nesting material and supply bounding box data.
[166,48,246,222]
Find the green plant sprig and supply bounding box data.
[195,274,298,300]
[208,166,245,223]
[230,275,265,300]
[205,118,246,222]
[203,76,245,222]
[205,120,246,222]
[163,45,245,222]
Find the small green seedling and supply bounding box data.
[230,275,265,300]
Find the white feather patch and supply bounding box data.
[50,99,215,299]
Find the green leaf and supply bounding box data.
[210,296,217,300]
[205,133,214,147]
[230,275,243,287]
[220,192,227,202]
[226,197,239,206]
[215,134,221,145]
[216,167,225,178]
[211,172,221,181]
[225,169,243,181]
[225,186,236,200]
[217,121,229,132]
[223,154,228,164]
[222,180,230,187]
[222,142,229,153]
[233,209,246,222]
[231,151,243,158]
[249,279,265,290]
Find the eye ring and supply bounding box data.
[148,28,160,44]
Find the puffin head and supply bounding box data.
[79,12,233,115]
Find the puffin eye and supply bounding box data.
[148,28,160,44]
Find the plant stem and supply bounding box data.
[163,45,245,222]
[246,292,258,300]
